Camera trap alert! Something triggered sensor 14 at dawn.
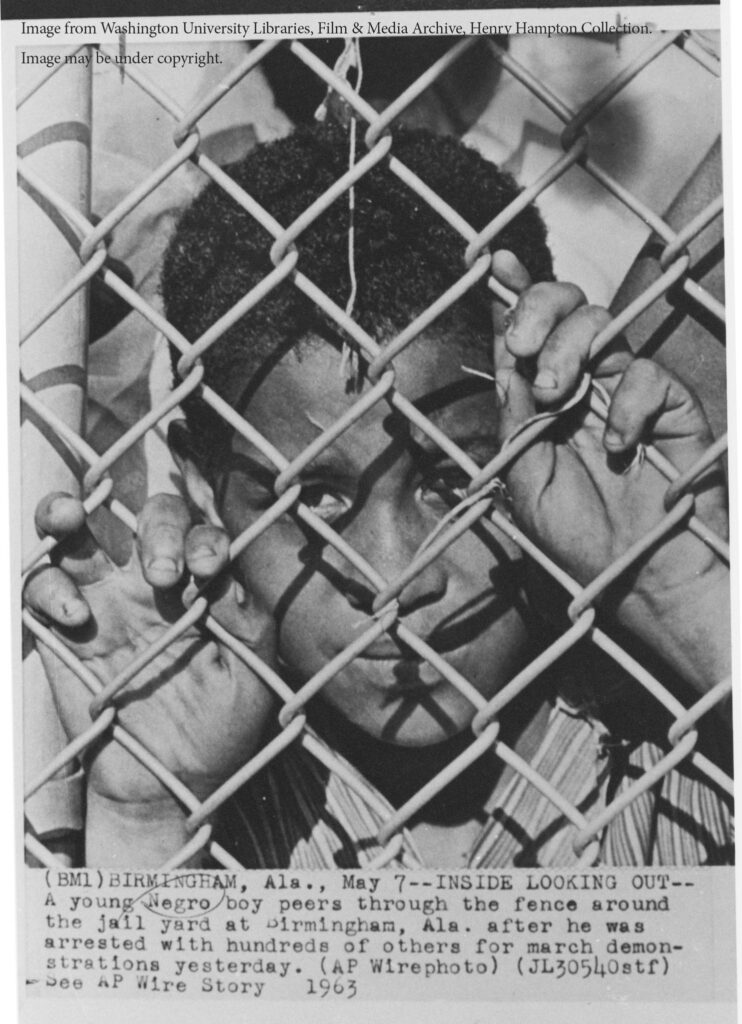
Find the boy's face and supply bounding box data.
[210,328,530,746]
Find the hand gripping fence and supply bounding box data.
[18,31,731,871]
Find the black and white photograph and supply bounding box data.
[6,4,737,1019]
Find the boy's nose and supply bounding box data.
[342,508,449,614]
[395,557,448,615]
[373,526,449,616]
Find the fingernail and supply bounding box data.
[147,557,178,575]
[604,428,624,450]
[533,369,558,390]
[61,598,87,622]
[191,546,215,562]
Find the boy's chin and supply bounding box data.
[325,684,479,748]
[374,718,475,748]
[285,657,496,746]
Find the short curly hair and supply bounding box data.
[161,123,553,450]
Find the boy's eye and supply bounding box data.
[299,483,352,522]
[419,468,471,509]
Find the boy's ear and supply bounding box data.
[167,420,225,528]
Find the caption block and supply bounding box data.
[26,868,735,1002]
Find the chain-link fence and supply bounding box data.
[18,30,731,871]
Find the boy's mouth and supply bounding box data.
[354,652,446,695]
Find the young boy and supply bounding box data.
[26,125,732,869]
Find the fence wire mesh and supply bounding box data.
[17,30,731,871]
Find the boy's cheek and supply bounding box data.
[464,610,530,693]
[233,544,297,612]
[233,540,346,649]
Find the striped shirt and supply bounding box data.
[215,696,733,869]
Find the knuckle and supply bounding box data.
[147,491,187,513]
[629,357,664,386]
[519,280,585,310]
[542,331,580,364]
[140,522,182,554]
[520,281,553,304]
[561,281,588,308]
[140,493,190,531]
[153,523,187,547]
[580,304,613,332]
[510,281,588,344]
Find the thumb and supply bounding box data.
[490,252,555,501]
[490,251,536,446]
[494,335,537,446]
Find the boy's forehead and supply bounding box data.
[232,332,497,462]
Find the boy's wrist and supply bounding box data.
[623,563,731,698]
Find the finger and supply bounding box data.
[491,250,532,338]
[491,253,535,427]
[137,494,191,589]
[493,350,536,444]
[590,335,635,383]
[34,492,114,585]
[505,281,587,360]
[492,249,533,293]
[491,248,532,290]
[493,334,555,501]
[531,304,613,405]
[491,246,533,307]
[184,523,231,583]
[24,565,90,628]
[491,257,538,454]
[604,358,689,452]
[34,492,86,538]
[490,261,568,499]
